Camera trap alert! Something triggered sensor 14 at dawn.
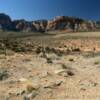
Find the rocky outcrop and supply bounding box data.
[0,13,99,32]
[47,16,75,31]
[32,20,48,32]
[47,16,97,32]
[12,19,48,32]
[0,13,12,30]
[13,20,32,32]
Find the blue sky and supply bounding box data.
[0,0,100,21]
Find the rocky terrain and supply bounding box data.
[0,32,100,100]
[0,13,100,32]
[0,13,100,100]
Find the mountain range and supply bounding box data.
[0,13,100,33]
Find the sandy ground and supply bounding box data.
[0,32,100,100]
[0,53,100,100]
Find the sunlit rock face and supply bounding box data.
[32,20,48,32]
[46,16,97,32]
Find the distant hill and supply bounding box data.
[0,13,100,32]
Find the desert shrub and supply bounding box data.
[67,70,74,76]
[69,58,74,62]
[46,57,53,64]
[61,64,67,69]
[45,46,51,53]
[11,46,26,52]
[36,46,44,54]
[94,61,100,65]
[72,48,81,52]
[51,48,63,56]
[0,69,9,81]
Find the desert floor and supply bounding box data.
[0,32,100,100]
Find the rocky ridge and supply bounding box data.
[0,13,100,32]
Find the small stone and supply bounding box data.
[54,69,65,75]
[44,80,62,89]
[19,78,28,82]
[54,80,63,86]
[26,84,40,93]
[60,72,68,77]
[28,92,38,99]
[16,89,25,96]
[26,84,35,93]
[24,92,38,100]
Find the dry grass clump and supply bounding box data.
[69,58,74,62]
[94,60,100,65]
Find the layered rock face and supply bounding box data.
[0,13,99,32]
[32,20,48,32]
[47,16,97,32]
[12,19,48,32]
